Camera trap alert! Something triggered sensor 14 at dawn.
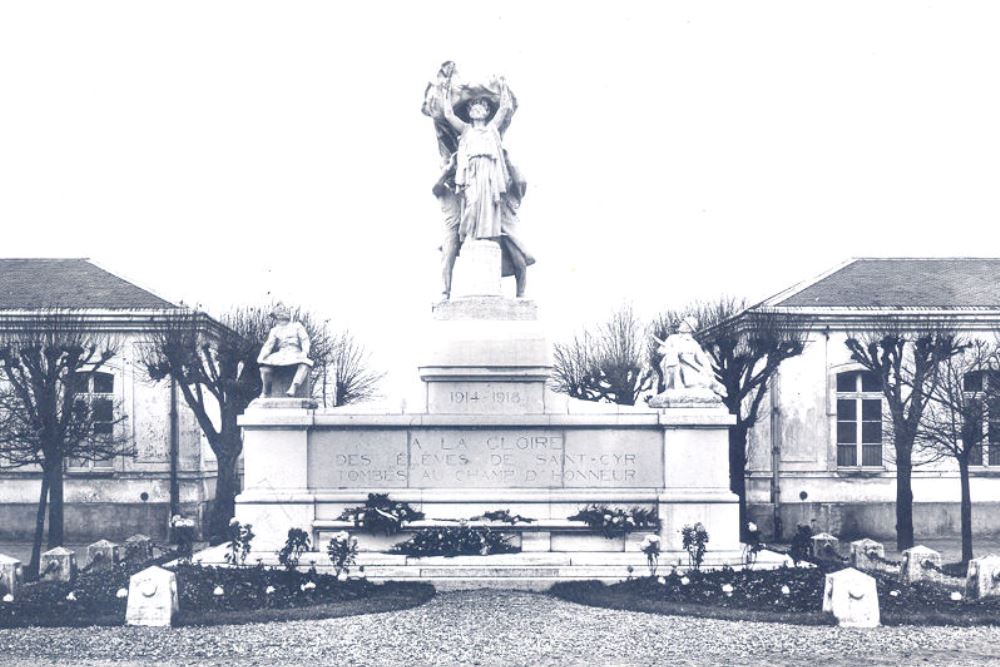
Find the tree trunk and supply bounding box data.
[959,458,974,564]
[729,422,749,541]
[894,441,914,551]
[46,460,65,549]
[28,473,50,579]
[207,411,244,543]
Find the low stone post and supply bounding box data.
[0,554,23,598]
[822,567,880,628]
[124,534,154,564]
[966,554,1000,600]
[849,538,885,571]
[86,540,121,572]
[125,565,179,627]
[900,545,943,584]
[812,532,840,560]
[40,546,77,583]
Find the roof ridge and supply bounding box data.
[0,257,89,261]
[852,257,1000,261]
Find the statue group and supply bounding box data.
[422,61,535,299]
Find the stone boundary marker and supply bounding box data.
[901,545,944,584]
[823,567,880,628]
[966,554,1000,600]
[40,546,76,583]
[126,565,178,627]
[86,539,121,571]
[0,553,22,597]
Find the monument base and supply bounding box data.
[235,293,744,579]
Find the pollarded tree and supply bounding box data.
[845,324,965,551]
[0,313,132,577]
[651,299,807,540]
[912,340,996,564]
[326,330,384,407]
[551,305,653,406]
[143,305,379,540]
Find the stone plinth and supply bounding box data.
[451,240,502,298]
[822,567,880,628]
[0,553,22,598]
[966,554,1000,600]
[41,547,76,583]
[126,566,179,627]
[901,545,943,584]
[850,538,885,571]
[86,539,121,571]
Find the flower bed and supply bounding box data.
[0,560,433,628]
[550,564,1000,626]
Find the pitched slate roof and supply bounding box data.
[0,258,178,310]
[773,258,1000,308]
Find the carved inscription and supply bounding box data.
[410,430,564,487]
[307,428,663,489]
[425,382,545,414]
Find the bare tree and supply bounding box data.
[652,299,807,540]
[845,324,965,551]
[909,340,994,564]
[143,305,380,540]
[326,330,384,407]
[551,305,652,406]
[0,313,132,577]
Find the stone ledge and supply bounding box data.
[240,410,733,428]
[432,297,538,321]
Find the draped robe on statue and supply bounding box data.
[422,74,535,277]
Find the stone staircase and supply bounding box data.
[188,546,795,591]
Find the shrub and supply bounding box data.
[326,531,359,577]
[789,525,814,564]
[568,505,659,538]
[277,528,312,571]
[743,521,763,567]
[338,493,425,535]
[388,526,519,558]
[639,534,661,576]
[224,519,256,566]
[170,515,197,561]
[681,522,709,570]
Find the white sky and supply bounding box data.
[2,2,999,404]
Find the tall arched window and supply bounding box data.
[836,370,883,467]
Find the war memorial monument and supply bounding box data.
[234,64,746,583]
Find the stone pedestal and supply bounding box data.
[0,554,22,598]
[657,406,740,552]
[126,566,179,627]
[451,240,503,298]
[236,291,742,572]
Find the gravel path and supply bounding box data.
[2,590,1000,666]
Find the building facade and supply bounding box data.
[0,259,218,541]
[746,258,1000,541]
